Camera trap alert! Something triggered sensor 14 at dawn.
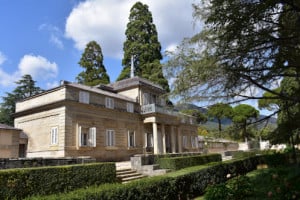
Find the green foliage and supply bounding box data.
[165,1,300,110]
[181,109,207,124]
[27,154,292,200]
[207,103,233,133]
[0,162,116,199]
[157,154,222,170]
[237,166,300,200]
[118,2,169,91]
[231,104,259,141]
[76,41,110,86]
[204,176,253,200]
[0,74,43,126]
[204,183,231,200]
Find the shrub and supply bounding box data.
[204,175,253,200]
[157,154,222,170]
[0,162,116,199]
[204,183,231,200]
[27,153,291,200]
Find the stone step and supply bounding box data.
[116,169,147,184]
[121,174,148,184]
[116,169,136,175]
[117,172,143,179]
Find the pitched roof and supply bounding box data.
[66,82,136,102]
[0,123,22,131]
[108,76,165,93]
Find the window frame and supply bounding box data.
[78,126,97,147]
[182,135,188,148]
[105,97,114,109]
[126,102,134,113]
[191,136,198,148]
[106,129,115,147]
[128,130,135,148]
[79,91,90,104]
[50,127,58,145]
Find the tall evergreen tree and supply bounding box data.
[118,2,169,92]
[76,41,110,86]
[0,74,43,126]
[165,1,300,104]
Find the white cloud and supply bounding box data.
[18,54,58,81]
[0,68,16,87]
[50,35,64,49]
[0,51,7,65]
[65,0,196,58]
[0,51,16,87]
[39,23,64,49]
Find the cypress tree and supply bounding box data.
[76,41,110,86]
[118,2,169,92]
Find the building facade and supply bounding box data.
[0,124,27,158]
[14,77,199,161]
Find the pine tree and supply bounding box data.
[76,41,110,86]
[118,2,169,92]
[0,74,43,126]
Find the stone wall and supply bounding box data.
[0,157,95,170]
[199,140,239,153]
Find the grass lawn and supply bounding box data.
[194,165,300,200]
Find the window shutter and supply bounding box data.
[127,131,130,147]
[111,130,115,146]
[133,132,135,147]
[89,127,96,147]
[54,128,58,144]
[51,127,58,145]
[106,130,109,146]
[78,126,82,147]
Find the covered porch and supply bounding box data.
[142,108,199,155]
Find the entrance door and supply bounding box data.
[146,133,153,152]
[19,144,26,158]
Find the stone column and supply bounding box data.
[171,126,176,153]
[162,124,166,154]
[153,122,159,154]
[177,127,182,153]
[144,132,147,148]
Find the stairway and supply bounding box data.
[116,168,147,184]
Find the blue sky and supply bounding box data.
[0,0,272,116]
[0,0,196,98]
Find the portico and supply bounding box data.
[142,109,197,155]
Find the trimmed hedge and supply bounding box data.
[156,153,222,170]
[0,162,116,199]
[27,153,292,200]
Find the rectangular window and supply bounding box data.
[105,97,114,109]
[79,91,89,104]
[183,135,187,148]
[143,93,150,105]
[147,133,153,147]
[128,130,135,147]
[106,130,115,146]
[78,126,96,147]
[127,102,134,113]
[191,136,198,148]
[50,127,58,145]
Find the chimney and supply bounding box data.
[130,55,134,78]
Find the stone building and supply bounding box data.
[14,77,199,161]
[0,123,27,158]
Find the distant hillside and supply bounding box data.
[175,103,277,129]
